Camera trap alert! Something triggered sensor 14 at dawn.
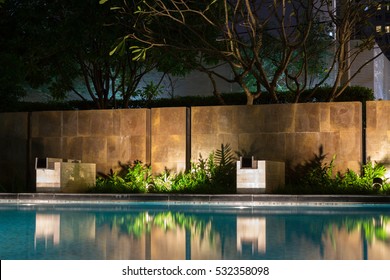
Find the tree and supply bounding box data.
[0,0,26,111]
[1,0,172,109]
[116,0,334,104]
[245,8,334,103]
[311,0,381,101]
[106,0,227,103]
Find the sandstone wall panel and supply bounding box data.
[151,108,187,174]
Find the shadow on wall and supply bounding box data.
[97,160,148,179]
[234,143,261,159]
[0,137,29,193]
[283,145,390,195]
[282,145,341,194]
[285,145,329,180]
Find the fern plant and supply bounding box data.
[211,143,236,192]
[91,144,238,194]
[284,153,390,194]
[339,161,387,193]
[90,161,152,193]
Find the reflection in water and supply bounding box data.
[35,214,60,247]
[237,218,266,255]
[322,216,390,260]
[1,205,390,260]
[94,212,219,260]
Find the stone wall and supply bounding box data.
[191,103,362,174]
[29,109,150,189]
[0,102,369,192]
[0,112,29,192]
[366,101,390,177]
[151,107,188,174]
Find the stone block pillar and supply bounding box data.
[35,158,96,193]
[236,159,285,194]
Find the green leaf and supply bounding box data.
[109,46,119,56]
[110,36,130,56]
[99,0,109,4]
[130,46,147,61]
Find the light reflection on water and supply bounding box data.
[0,203,390,260]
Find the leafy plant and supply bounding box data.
[283,147,390,194]
[337,161,389,194]
[171,144,236,194]
[90,144,237,194]
[171,154,213,193]
[284,147,338,194]
[123,161,152,192]
[211,143,236,191]
[149,168,176,193]
[90,161,152,193]
[135,81,164,107]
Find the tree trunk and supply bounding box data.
[242,83,260,105]
[206,72,226,105]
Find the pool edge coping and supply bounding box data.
[1,193,390,206]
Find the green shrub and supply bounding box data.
[296,85,375,103]
[91,145,390,195]
[90,144,236,194]
[172,156,214,193]
[90,161,152,193]
[283,151,338,194]
[153,144,236,194]
[336,162,389,194]
[283,150,390,195]
[173,145,235,194]
[3,85,375,113]
[148,169,176,193]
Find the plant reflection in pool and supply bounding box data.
[97,211,217,242]
[1,204,390,260]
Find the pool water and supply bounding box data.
[1,203,390,260]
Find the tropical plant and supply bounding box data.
[91,144,237,194]
[283,148,390,195]
[91,161,152,193]
[170,144,236,194]
[149,168,176,193]
[337,161,388,193]
[211,143,236,190]
[135,81,165,107]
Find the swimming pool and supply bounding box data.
[1,200,390,260]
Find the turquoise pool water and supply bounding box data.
[1,203,390,260]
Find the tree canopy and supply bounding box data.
[0,0,382,109]
[113,0,381,104]
[0,0,187,109]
